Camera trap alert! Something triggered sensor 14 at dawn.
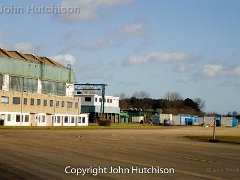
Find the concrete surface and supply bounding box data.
[0,126,239,180]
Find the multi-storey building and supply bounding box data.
[0,48,88,126]
[75,94,120,123]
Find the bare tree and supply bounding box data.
[164,91,183,101]
[132,91,150,99]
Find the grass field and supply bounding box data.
[185,135,240,144]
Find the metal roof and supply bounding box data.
[0,48,64,67]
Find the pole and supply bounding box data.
[213,118,216,140]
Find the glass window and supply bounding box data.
[9,76,37,93]
[13,97,20,104]
[16,115,21,122]
[82,117,85,123]
[99,98,102,102]
[56,101,60,107]
[37,99,41,105]
[110,99,112,103]
[85,97,91,102]
[25,115,29,122]
[78,117,81,123]
[1,96,9,104]
[43,100,47,106]
[67,102,73,108]
[42,116,45,122]
[30,98,34,105]
[75,102,78,108]
[7,114,11,122]
[0,74,3,90]
[95,98,98,102]
[50,100,53,107]
[64,116,68,123]
[57,116,61,123]
[23,98,27,105]
[42,80,66,96]
[107,99,110,103]
[62,101,65,107]
[71,117,75,123]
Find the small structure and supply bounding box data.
[151,114,172,125]
[120,111,129,123]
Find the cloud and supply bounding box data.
[79,22,146,50]
[177,64,195,73]
[51,54,76,66]
[14,42,39,54]
[125,52,196,65]
[177,77,192,83]
[201,64,240,78]
[56,0,132,22]
[119,23,145,35]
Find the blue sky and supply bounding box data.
[0,0,239,114]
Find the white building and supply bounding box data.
[75,94,120,123]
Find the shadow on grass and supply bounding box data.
[184,135,240,145]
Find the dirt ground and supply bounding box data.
[0,126,239,180]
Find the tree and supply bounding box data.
[194,98,205,110]
[132,91,150,99]
[164,91,183,101]
[164,91,183,108]
[184,98,199,111]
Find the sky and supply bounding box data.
[0,0,239,114]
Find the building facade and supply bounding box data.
[75,94,120,123]
[0,48,88,126]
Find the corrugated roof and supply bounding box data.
[0,48,64,67]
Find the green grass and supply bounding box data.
[185,135,240,144]
[0,123,180,130]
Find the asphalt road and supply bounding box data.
[0,126,239,180]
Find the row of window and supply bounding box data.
[1,75,66,96]
[85,97,113,103]
[54,116,86,124]
[1,96,78,108]
[1,114,85,124]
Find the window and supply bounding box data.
[67,101,73,108]
[107,99,110,103]
[43,100,47,106]
[56,101,60,107]
[85,97,91,102]
[78,117,81,123]
[1,96,9,104]
[95,98,98,102]
[62,101,65,107]
[99,98,102,102]
[64,116,68,123]
[50,100,53,107]
[57,116,61,123]
[13,97,20,104]
[25,115,29,122]
[37,99,41,105]
[0,74,3,90]
[7,114,11,122]
[23,98,27,105]
[71,117,75,123]
[110,99,112,103]
[30,98,34,105]
[16,115,21,122]
[82,117,85,123]
[75,102,78,108]
[42,116,45,122]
